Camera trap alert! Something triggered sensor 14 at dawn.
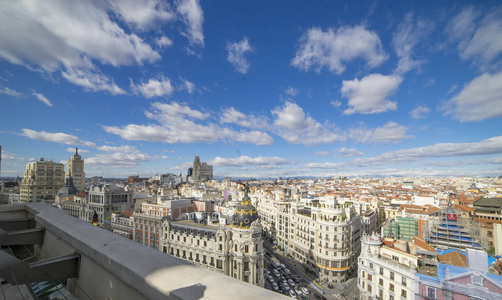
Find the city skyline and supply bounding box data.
[1,0,502,179]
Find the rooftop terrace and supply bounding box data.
[0,203,285,300]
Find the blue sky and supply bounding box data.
[1,0,502,179]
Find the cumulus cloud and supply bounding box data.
[156,36,174,48]
[291,25,388,74]
[0,1,172,93]
[87,146,161,168]
[0,86,23,98]
[393,13,433,74]
[272,102,345,145]
[176,0,204,48]
[314,151,331,157]
[211,155,291,167]
[22,129,96,147]
[334,148,364,157]
[349,122,411,144]
[341,74,402,115]
[131,76,174,98]
[109,0,175,30]
[220,107,269,129]
[442,71,502,122]
[0,1,160,71]
[103,102,273,145]
[351,135,502,167]
[447,7,502,69]
[410,106,430,119]
[226,37,253,74]
[32,92,53,107]
[62,68,125,94]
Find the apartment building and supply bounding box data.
[258,196,362,283]
[20,158,65,202]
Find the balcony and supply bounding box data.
[0,203,282,300]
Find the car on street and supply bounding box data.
[272,282,279,291]
[288,279,296,287]
[289,290,297,298]
[301,287,310,295]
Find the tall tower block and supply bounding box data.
[66,148,86,192]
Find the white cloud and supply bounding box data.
[220,107,269,129]
[109,0,175,30]
[87,146,159,168]
[176,0,204,48]
[66,148,89,154]
[22,129,96,147]
[393,13,433,74]
[103,102,273,145]
[1,149,23,161]
[349,122,411,144]
[314,151,331,157]
[32,92,53,107]
[272,102,345,145]
[442,72,502,121]
[211,156,291,167]
[284,87,299,97]
[291,25,388,74]
[330,100,341,108]
[62,68,125,94]
[0,1,163,93]
[180,78,195,94]
[335,148,363,157]
[410,106,430,119]
[0,86,23,98]
[351,135,502,167]
[341,74,402,115]
[156,36,174,48]
[305,162,344,169]
[447,7,502,69]
[0,1,160,71]
[226,37,253,74]
[131,76,173,98]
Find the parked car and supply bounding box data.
[283,283,290,291]
[273,269,280,277]
[272,282,279,291]
[301,287,310,295]
[289,290,297,298]
[267,275,274,282]
[284,268,291,275]
[280,263,286,269]
[288,279,296,287]
[294,286,303,295]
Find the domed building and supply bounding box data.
[232,186,259,228]
[160,184,265,287]
[55,173,79,206]
[229,185,264,285]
